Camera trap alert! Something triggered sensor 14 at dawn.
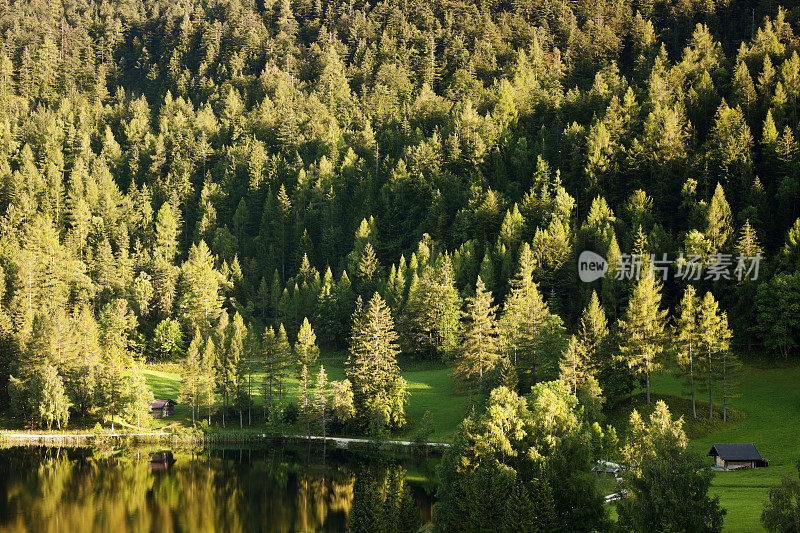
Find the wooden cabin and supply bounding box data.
[149,399,176,418]
[707,443,769,470]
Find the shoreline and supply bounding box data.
[0,430,451,452]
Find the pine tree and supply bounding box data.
[617,273,667,406]
[455,277,500,391]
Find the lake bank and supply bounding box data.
[0,429,451,455]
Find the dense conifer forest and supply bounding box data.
[3,0,800,530]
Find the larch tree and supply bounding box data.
[152,202,180,316]
[617,272,667,406]
[697,291,733,421]
[261,325,278,420]
[455,276,500,391]
[200,336,216,424]
[228,312,248,428]
[299,363,311,439]
[123,368,154,430]
[399,252,462,358]
[295,317,319,370]
[275,323,292,403]
[313,364,328,440]
[98,299,136,431]
[36,364,69,430]
[676,285,700,418]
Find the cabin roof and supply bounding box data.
[149,399,175,409]
[707,443,764,461]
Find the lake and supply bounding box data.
[0,444,439,532]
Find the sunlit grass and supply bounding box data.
[143,353,470,442]
[645,361,800,531]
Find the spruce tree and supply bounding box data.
[502,478,535,533]
[500,243,550,390]
[697,291,733,420]
[455,276,500,391]
[346,293,407,430]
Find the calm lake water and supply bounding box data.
[0,444,438,532]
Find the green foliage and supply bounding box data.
[346,294,407,431]
[454,276,500,393]
[762,459,800,532]
[617,401,724,533]
[434,383,613,532]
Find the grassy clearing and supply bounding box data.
[143,353,471,442]
[643,361,800,532]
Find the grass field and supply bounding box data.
[645,361,800,532]
[143,353,471,442]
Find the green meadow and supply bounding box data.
[143,354,471,442]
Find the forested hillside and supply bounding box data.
[0,0,799,431]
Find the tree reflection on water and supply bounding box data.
[0,445,436,532]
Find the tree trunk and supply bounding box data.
[708,348,713,421]
[690,352,696,419]
[722,353,727,422]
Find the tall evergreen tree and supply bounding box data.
[617,273,667,406]
[455,277,500,391]
[697,291,733,421]
[346,294,407,430]
[500,243,550,390]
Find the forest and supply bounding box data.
[1,0,800,529]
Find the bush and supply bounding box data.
[282,402,298,424]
